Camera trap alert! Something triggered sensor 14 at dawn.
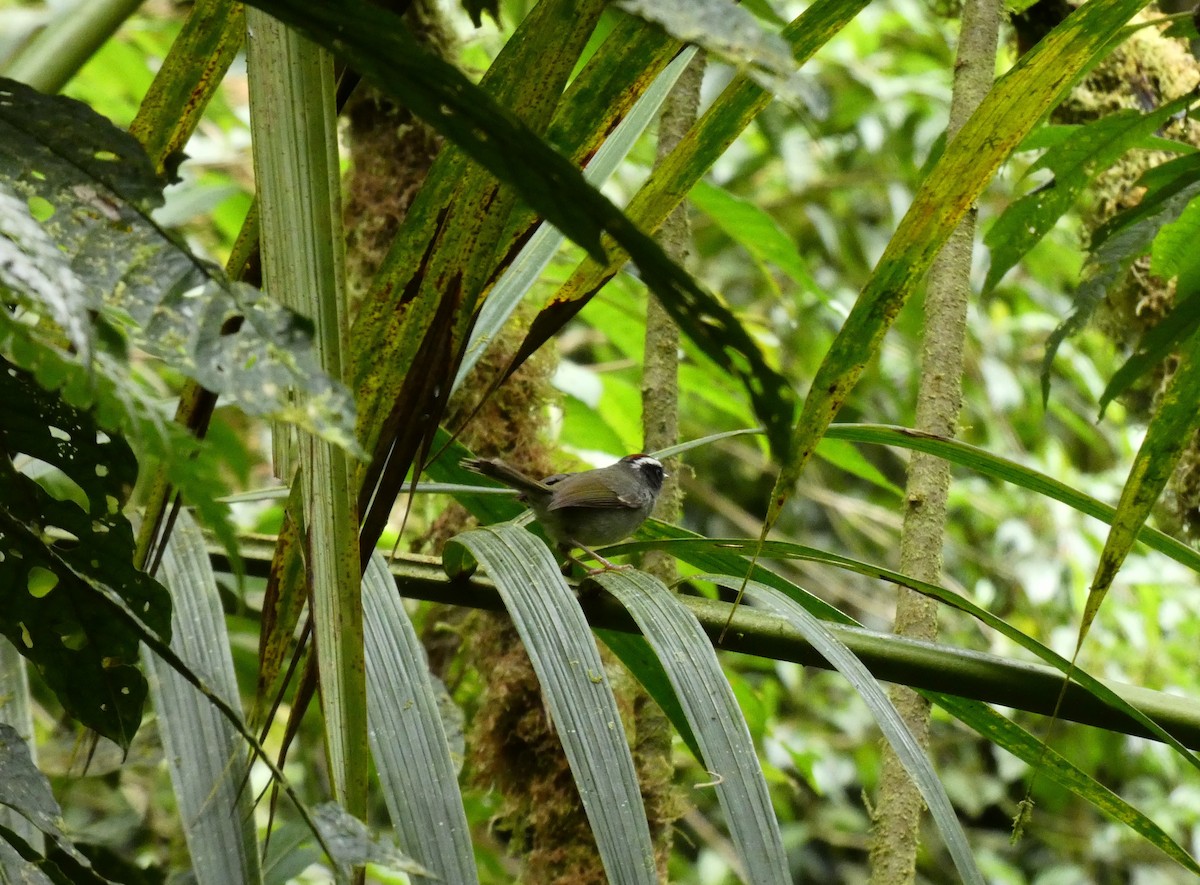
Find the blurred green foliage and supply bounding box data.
[4,0,1200,881]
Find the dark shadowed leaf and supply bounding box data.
[0,364,170,748]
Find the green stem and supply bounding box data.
[3,0,143,94]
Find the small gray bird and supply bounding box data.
[461,454,665,570]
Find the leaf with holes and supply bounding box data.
[0,363,171,749]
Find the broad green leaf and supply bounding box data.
[0,363,170,748]
[444,526,658,885]
[262,824,321,885]
[985,91,1200,292]
[0,76,358,450]
[689,178,819,295]
[773,0,1157,533]
[1150,187,1200,280]
[0,308,239,567]
[1093,152,1200,245]
[591,570,790,885]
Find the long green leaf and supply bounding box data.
[591,570,790,885]
[598,530,1200,873]
[128,0,245,176]
[771,0,1154,530]
[0,0,141,94]
[351,0,609,548]
[712,575,984,885]
[237,0,797,460]
[444,526,658,884]
[434,477,1200,873]
[452,45,700,394]
[825,423,1200,573]
[362,554,477,884]
[612,534,1200,776]
[502,0,877,454]
[148,510,261,885]
[244,10,367,815]
[1084,329,1200,647]
[931,693,1200,874]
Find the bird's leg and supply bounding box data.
[569,541,632,574]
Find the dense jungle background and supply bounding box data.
[2,0,1200,882]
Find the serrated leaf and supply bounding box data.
[0,77,357,450]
